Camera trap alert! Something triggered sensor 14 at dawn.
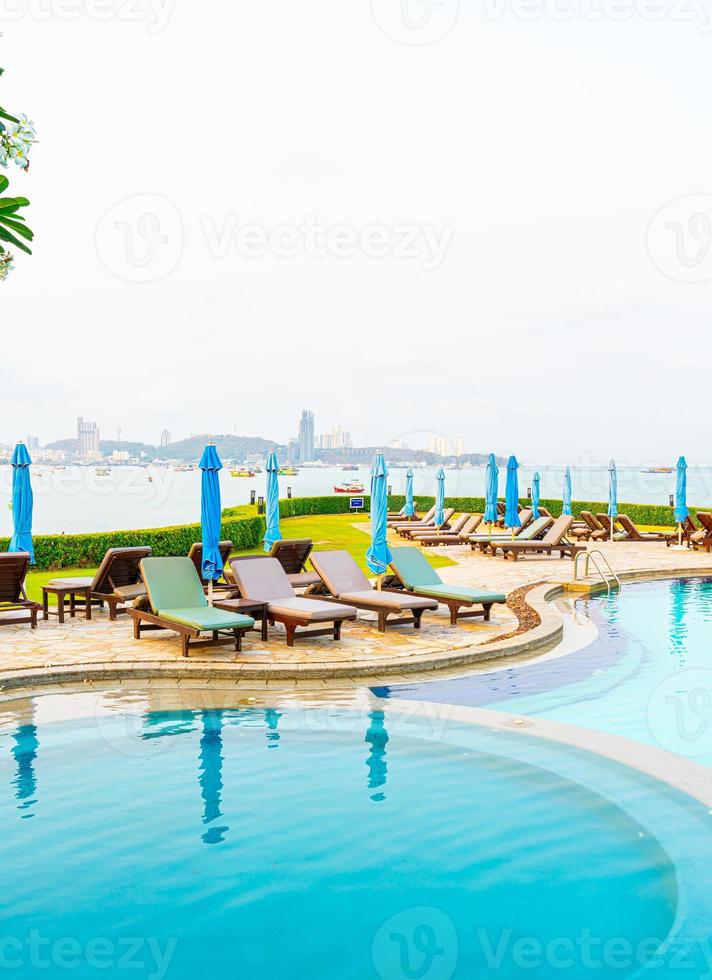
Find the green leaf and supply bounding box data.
[0,216,33,240]
[0,176,8,194]
[0,107,19,124]
[0,224,32,254]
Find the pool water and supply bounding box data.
[377,578,712,766]
[0,702,690,979]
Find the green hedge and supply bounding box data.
[5,493,706,572]
[0,516,265,571]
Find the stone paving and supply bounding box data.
[1,532,711,687]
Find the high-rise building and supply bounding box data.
[160,428,171,448]
[454,439,465,457]
[317,425,352,450]
[26,436,39,451]
[298,410,315,463]
[77,417,100,457]
[287,437,300,465]
[428,435,450,458]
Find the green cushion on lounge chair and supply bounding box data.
[470,516,550,543]
[142,556,209,612]
[158,606,255,632]
[410,583,506,605]
[389,547,506,605]
[389,547,442,588]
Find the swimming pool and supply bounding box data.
[377,577,712,766]
[1,695,705,979]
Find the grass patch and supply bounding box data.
[25,514,454,604]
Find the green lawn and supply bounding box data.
[25,514,454,604]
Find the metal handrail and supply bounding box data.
[574,549,621,595]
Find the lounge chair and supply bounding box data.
[569,511,607,542]
[615,514,667,542]
[410,512,471,541]
[128,557,255,657]
[309,551,438,632]
[414,515,483,547]
[224,539,322,591]
[229,557,357,646]
[44,546,152,620]
[398,508,455,539]
[499,515,584,561]
[665,515,699,548]
[595,514,628,541]
[469,515,553,554]
[391,505,435,531]
[0,552,41,628]
[187,540,234,586]
[387,505,421,523]
[691,513,712,552]
[388,547,506,625]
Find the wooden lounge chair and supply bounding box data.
[387,506,420,523]
[398,508,455,540]
[224,539,322,591]
[469,515,553,554]
[229,557,357,646]
[44,546,152,620]
[615,515,667,542]
[410,512,471,542]
[187,540,234,586]
[388,547,506,625]
[569,512,607,542]
[691,513,712,552]
[596,514,628,541]
[414,515,483,548]
[499,515,584,561]
[0,552,41,628]
[665,515,698,547]
[391,506,436,535]
[128,557,255,657]
[309,551,438,632]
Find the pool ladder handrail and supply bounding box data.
[573,549,621,595]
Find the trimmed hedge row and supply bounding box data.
[0,516,265,572]
[4,493,705,572]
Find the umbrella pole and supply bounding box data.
[208,579,214,607]
[679,523,682,548]
[377,574,382,591]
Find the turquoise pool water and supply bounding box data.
[377,577,712,766]
[0,701,702,979]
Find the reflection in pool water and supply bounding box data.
[0,699,697,978]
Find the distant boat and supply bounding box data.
[641,467,674,474]
[341,464,359,471]
[334,482,365,494]
[95,466,110,476]
[279,466,299,476]
[231,469,256,478]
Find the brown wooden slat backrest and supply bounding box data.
[270,539,313,575]
[581,511,603,531]
[696,512,712,534]
[93,547,153,593]
[0,553,30,603]
[187,541,233,583]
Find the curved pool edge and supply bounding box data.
[0,583,566,689]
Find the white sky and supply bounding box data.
[1,0,711,463]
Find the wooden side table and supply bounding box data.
[212,597,269,641]
[42,581,93,624]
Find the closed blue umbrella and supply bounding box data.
[404,467,415,518]
[484,453,499,526]
[9,443,34,564]
[366,453,393,580]
[263,451,282,552]
[562,467,572,516]
[434,467,446,526]
[531,471,541,520]
[504,456,521,533]
[199,444,223,603]
[674,456,688,547]
[608,459,618,521]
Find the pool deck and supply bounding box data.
[1,538,712,690]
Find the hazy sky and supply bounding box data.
[1,0,711,463]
